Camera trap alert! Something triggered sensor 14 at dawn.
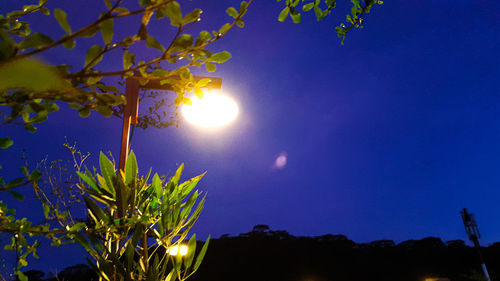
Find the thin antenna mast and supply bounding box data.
[460,208,490,281]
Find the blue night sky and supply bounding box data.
[1,0,500,272]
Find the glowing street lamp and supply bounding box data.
[182,91,239,128]
[118,75,235,170]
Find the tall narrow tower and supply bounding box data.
[460,208,490,281]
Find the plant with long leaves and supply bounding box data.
[74,151,209,281]
[0,150,209,281]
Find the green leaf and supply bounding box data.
[29,169,42,181]
[100,18,114,45]
[205,62,216,72]
[164,1,182,27]
[195,31,211,46]
[77,171,99,191]
[95,84,120,93]
[314,5,323,20]
[152,69,168,76]
[278,6,289,21]
[290,7,301,23]
[114,7,129,14]
[25,124,36,133]
[84,45,104,68]
[0,59,67,91]
[303,3,315,11]
[41,7,50,15]
[96,105,113,117]
[79,107,91,118]
[173,34,193,50]
[125,150,137,185]
[209,51,231,63]
[236,19,245,28]
[172,163,184,185]
[152,173,162,198]
[179,172,205,197]
[18,32,53,49]
[42,204,50,218]
[69,222,86,232]
[219,23,231,34]
[16,270,28,281]
[83,196,108,223]
[5,177,24,190]
[226,7,238,18]
[78,26,99,38]
[61,38,75,49]
[240,1,248,14]
[146,35,165,52]
[184,234,197,269]
[193,236,210,271]
[0,137,13,149]
[182,9,201,25]
[87,76,103,85]
[123,51,135,70]
[103,0,111,9]
[54,9,72,35]
[99,151,115,189]
[9,190,25,201]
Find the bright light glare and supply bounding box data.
[182,91,239,128]
[167,245,188,256]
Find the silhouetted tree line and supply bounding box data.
[23,225,500,281]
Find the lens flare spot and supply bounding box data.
[273,152,288,169]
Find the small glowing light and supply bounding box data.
[273,152,288,169]
[167,245,188,256]
[182,91,239,128]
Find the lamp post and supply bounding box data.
[117,74,237,269]
[118,75,223,171]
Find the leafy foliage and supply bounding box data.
[0,0,251,144]
[0,149,209,281]
[277,0,383,43]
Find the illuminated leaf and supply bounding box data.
[219,23,231,34]
[164,1,182,27]
[146,35,165,52]
[195,31,211,46]
[205,62,216,72]
[18,32,53,49]
[303,3,314,11]
[0,59,67,91]
[182,9,201,25]
[152,69,168,76]
[193,236,210,271]
[100,18,114,45]
[173,34,193,50]
[96,105,113,117]
[123,51,135,69]
[226,7,238,18]
[125,150,137,185]
[278,6,289,21]
[84,45,104,68]
[290,7,301,23]
[209,51,231,63]
[54,8,72,35]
